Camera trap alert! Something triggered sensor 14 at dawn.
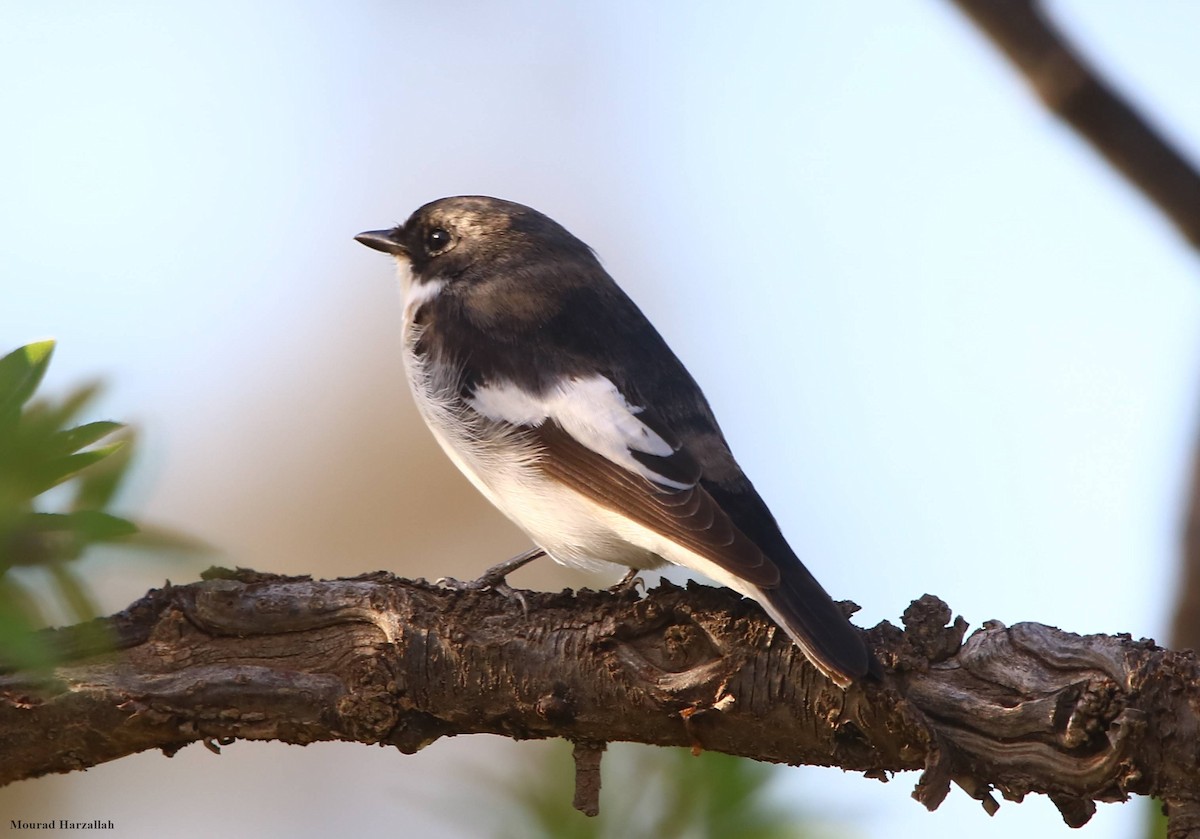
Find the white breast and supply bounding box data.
[396,260,662,573]
[392,261,774,603]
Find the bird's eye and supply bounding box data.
[425,227,452,255]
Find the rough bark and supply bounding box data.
[1,568,1198,829]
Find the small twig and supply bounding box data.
[1166,798,1200,839]
[571,741,606,817]
[1173,445,1200,651]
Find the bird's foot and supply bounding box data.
[435,547,546,613]
[608,567,645,596]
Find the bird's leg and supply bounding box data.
[436,547,546,613]
[608,567,645,595]
[475,547,546,588]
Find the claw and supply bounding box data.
[609,567,645,595]
[435,547,544,615]
[489,581,529,615]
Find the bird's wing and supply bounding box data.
[467,374,780,587]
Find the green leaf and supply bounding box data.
[71,429,134,511]
[65,510,138,541]
[4,511,139,567]
[17,381,101,440]
[52,420,123,457]
[118,523,212,555]
[0,576,55,671]
[46,561,98,623]
[0,341,55,420]
[4,513,82,567]
[1147,799,1169,839]
[31,441,127,494]
[0,513,57,568]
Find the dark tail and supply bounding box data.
[752,554,874,688]
[692,470,874,686]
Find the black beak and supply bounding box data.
[355,229,408,256]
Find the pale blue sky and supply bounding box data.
[2,2,1199,837]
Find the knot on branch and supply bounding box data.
[602,580,735,699]
[885,594,969,672]
[906,619,1149,827]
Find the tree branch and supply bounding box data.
[945,0,1200,251]
[1,568,1197,828]
[1174,437,1200,651]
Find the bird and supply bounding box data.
[355,196,871,687]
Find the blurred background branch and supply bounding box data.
[943,4,1200,835]
[946,0,1200,251]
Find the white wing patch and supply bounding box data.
[469,374,690,490]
